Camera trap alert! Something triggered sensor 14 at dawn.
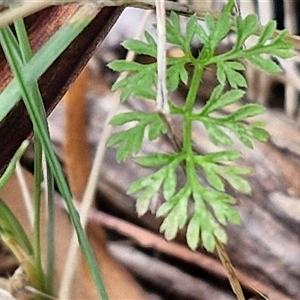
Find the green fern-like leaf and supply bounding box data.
[108,9,293,253]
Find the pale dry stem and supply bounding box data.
[15,162,34,228]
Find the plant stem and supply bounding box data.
[184,65,203,113]
[155,0,168,114]
[42,153,55,295]
[33,139,47,297]
[183,65,203,153]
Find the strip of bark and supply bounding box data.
[0,5,123,176]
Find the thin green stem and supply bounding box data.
[184,65,203,113]
[183,116,193,153]
[183,65,203,153]
[180,65,203,187]
[0,26,108,300]
[33,139,47,296]
[43,153,55,295]
[210,44,283,65]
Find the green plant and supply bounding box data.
[108,9,294,252]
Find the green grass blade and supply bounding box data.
[33,138,47,293]
[43,153,55,295]
[0,25,108,300]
